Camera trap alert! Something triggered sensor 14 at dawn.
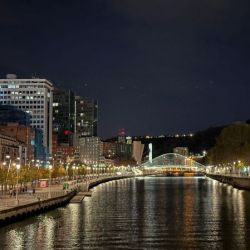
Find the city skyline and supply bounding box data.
[1,0,250,138]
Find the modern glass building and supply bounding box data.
[75,96,98,137]
[53,88,75,145]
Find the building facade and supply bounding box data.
[75,96,98,137]
[52,133,75,163]
[0,75,53,156]
[0,133,26,164]
[0,123,35,164]
[132,141,144,165]
[53,89,75,145]
[102,141,117,159]
[79,137,101,166]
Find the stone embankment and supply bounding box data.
[206,173,250,190]
[0,175,133,225]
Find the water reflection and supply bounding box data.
[6,229,24,250]
[1,177,250,249]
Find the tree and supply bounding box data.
[207,122,250,165]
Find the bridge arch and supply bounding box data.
[141,153,206,172]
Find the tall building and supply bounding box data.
[79,137,101,166]
[0,74,54,156]
[75,96,98,137]
[53,89,75,145]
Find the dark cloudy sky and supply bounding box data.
[1,0,250,138]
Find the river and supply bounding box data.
[1,176,250,249]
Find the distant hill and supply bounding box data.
[136,125,229,159]
[104,121,250,160]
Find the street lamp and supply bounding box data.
[5,155,11,173]
[16,163,21,205]
[66,163,70,181]
[4,155,12,192]
[48,164,52,198]
[72,165,76,181]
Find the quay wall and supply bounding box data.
[0,190,76,225]
[87,175,132,190]
[207,174,250,190]
[0,175,134,225]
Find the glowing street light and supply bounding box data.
[72,165,77,183]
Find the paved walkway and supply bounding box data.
[0,175,112,211]
[0,185,73,211]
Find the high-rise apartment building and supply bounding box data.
[75,96,98,137]
[0,74,53,156]
[53,88,75,145]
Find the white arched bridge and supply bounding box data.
[140,153,206,176]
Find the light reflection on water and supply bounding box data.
[1,177,250,249]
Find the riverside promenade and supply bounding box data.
[0,181,77,211]
[0,174,134,224]
[206,173,250,190]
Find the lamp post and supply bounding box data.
[72,165,76,181]
[48,164,52,198]
[16,163,21,205]
[5,155,11,187]
[66,163,69,181]
[4,155,14,193]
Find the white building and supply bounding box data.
[132,141,144,165]
[0,74,53,155]
[79,137,101,166]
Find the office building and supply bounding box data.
[0,74,53,156]
[79,137,101,166]
[75,96,98,137]
[53,88,75,145]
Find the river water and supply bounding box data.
[1,176,250,249]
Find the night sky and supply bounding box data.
[1,0,250,138]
